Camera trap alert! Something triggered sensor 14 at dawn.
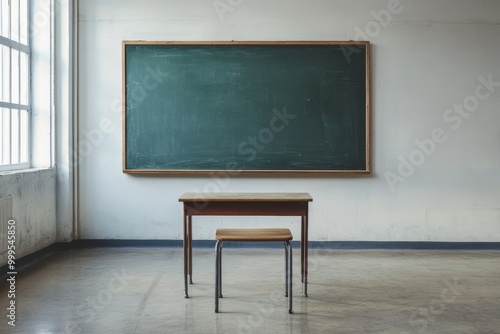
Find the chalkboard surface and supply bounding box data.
[123,41,370,174]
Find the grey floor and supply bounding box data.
[1,247,499,334]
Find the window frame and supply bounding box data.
[0,0,31,172]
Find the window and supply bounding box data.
[0,0,30,170]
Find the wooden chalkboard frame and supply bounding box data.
[122,41,371,175]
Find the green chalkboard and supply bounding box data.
[123,41,370,174]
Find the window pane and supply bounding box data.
[10,0,19,42]
[19,0,28,45]
[20,51,28,105]
[0,0,9,39]
[0,46,5,102]
[1,108,11,165]
[1,45,9,103]
[11,109,19,163]
[11,49,19,104]
[20,109,28,162]
[0,45,4,102]
[0,108,3,163]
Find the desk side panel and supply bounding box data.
[184,201,309,216]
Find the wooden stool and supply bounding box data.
[215,228,293,314]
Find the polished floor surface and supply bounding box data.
[1,248,499,333]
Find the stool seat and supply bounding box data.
[216,228,293,242]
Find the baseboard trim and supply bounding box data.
[70,240,500,250]
[1,242,72,280]
[2,240,499,278]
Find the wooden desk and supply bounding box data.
[179,192,313,298]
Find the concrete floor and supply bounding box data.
[1,248,499,334]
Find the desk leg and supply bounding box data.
[301,217,305,284]
[183,212,189,298]
[303,213,308,297]
[188,215,193,284]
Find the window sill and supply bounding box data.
[0,166,54,176]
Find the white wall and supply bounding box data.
[0,169,56,266]
[55,0,77,242]
[77,0,500,242]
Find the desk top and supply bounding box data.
[179,192,313,202]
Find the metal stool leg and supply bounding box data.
[218,242,223,298]
[215,240,223,313]
[284,242,289,297]
[286,240,293,314]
